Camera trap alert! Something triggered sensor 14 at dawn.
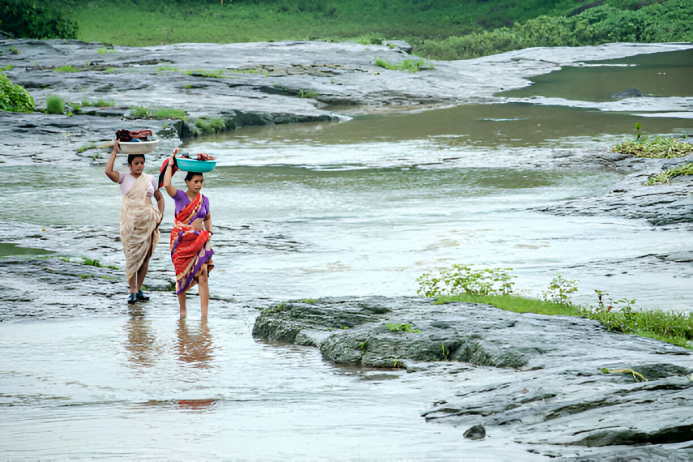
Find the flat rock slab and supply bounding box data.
[253,296,693,457]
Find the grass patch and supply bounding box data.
[194,116,226,135]
[46,95,65,114]
[54,65,80,73]
[183,69,224,78]
[374,58,433,73]
[76,142,96,153]
[299,89,319,98]
[437,294,580,317]
[437,294,692,349]
[646,162,693,185]
[103,67,120,73]
[615,136,693,159]
[81,98,115,107]
[385,323,421,333]
[8,46,19,55]
[96,48,116,53]
[301,298,319,304]
[1,64,13,71]
[157,65,178,73]
[130,106,186,119]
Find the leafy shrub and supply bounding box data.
[46,95,64,114]
[417,0,693,60]
[0,73,34,112]
[417,264,515,297]
[0,0,78,39]
[542,275,578,305]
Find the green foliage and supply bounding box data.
[417,0,693,60]
[81,98,115,107]
[82,258,102,267]
[0,73,34,112]
[301,298,319,304]
[441,344,449,361]
[646,162,693,186]
[581,291,692,348]
[158,65,179,73]
[183,69,224,78]
[46,95,64,114]
[437,294,581,317]
[1,64,13,71]
[184,84,194,89]
[374,58,433,72]
[76,142,96,153]
[103,68,120,73]
[54,65,79,73]
[417,264,515,297]
[0,0,78,40]
[96,48,116,54]
[299,90,318,98]
[8,46,19,54]
[542,275,578,305]
[130,106,185,119]
[614,136,693,159]
[385,323,421,333]
[195,117,226,135]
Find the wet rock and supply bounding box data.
[611,88,642,99]
[253,296,693,457]
[463,424,486,440]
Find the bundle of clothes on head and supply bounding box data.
[115,129,153,143]
[158,150,217,189]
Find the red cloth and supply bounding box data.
[158,157,178,190]
[115,129,153,142]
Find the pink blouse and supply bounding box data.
[118,173,157,197]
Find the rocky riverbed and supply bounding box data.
[253,296,693,459]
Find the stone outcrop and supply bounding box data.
[253,296,693,458]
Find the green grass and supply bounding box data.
[299,89,319,98]
[96,48,116,53]
[46,95,65,114]
[301,298,319,304]
[183,69,224,78]
[130,106,186,119]
[81,98,115,107]
[438,294,692,349]
[1,64,12,71]
[374,58,432,72]
[54,65,79,73]
[437,294,580,316]
[385,323,421,333]
[157,65,179,72]
[38,0,692,61]
[8,46,19,55]
[646,162,693,185]
[615,136,693,159]
[76,142,96,153]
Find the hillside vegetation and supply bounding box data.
[4,0,693,60]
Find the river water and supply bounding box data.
[1,49,692,459]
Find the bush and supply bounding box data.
[614,136,693,159]
[417,264,515,297]
[0,73,34,112]
[416,0,693,60]
[46,95,64,114]
[0,0,78,39]
[542,275,578,305]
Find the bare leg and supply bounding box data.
[127,274,138,294]
[198,267,209,318]
[178,292,187,318]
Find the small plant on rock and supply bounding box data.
[542,275,578,305]
[417,264,515,297]
[46,95,64,114]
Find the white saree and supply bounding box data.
[120,174,160,279]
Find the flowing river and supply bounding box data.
[0,48,691,459]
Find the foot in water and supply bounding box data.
[127,293,138,304]
[136,290,149,301]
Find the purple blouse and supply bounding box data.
[173,190,210,220]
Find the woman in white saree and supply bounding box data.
[105,140,165,303]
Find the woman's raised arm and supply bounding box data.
[105,140,120,183]
[163,149,178,198]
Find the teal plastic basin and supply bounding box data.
[176,157,216,173]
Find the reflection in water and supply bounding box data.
[177,399,216,411]
[176,319,215,369]
[124,308,160,368]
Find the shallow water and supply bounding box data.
[1,48,692,459]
